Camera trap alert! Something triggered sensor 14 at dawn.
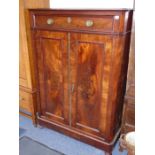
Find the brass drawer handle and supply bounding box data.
[47,18,54,25]
[85,20,94,27]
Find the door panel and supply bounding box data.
[70,33,113,138]
[35,31,69,125]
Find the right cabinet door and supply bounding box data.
[70,33,113,139]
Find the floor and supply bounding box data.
[19,115,127,155]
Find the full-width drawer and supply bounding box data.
[32,14,120,32]
[19,90,32,113]
[29,10,133,33]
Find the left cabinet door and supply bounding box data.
[34,31,69,125]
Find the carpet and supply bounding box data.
[19,115,127,155]
[19,136,65,155]
[19,128,26,136]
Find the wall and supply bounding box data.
[50,0,134,9]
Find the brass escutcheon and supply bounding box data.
[85,20,94,27]
[47,18,54,25]
[67,17,72,23]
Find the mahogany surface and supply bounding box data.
[121,14,135,134]
[27,9,133,153]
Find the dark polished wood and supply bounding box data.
[29,9,133,34]
[70,33,113,139]
[34,15,114,32]
[27,9,133,153]
[121,15,135,134]
[34,31,69,125]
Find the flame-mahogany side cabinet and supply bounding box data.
[26,9,133,154]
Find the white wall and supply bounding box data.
[50,0,134,9]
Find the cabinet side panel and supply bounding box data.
[106,34,131,141]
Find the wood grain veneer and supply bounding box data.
[27,9,133,154]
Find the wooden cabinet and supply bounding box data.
[27,9,133,153]
[19,0,49,122]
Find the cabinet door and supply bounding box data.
[35,31,69,125]
[70,33,113,138]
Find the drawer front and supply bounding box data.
[19,90,32,113]
[33,15,118,32]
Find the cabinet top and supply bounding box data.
[28,9,133,13]
[28,9,133,35]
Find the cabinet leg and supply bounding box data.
[31,110,37,127]
[105,151,112,155]
[32,119,37,127]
